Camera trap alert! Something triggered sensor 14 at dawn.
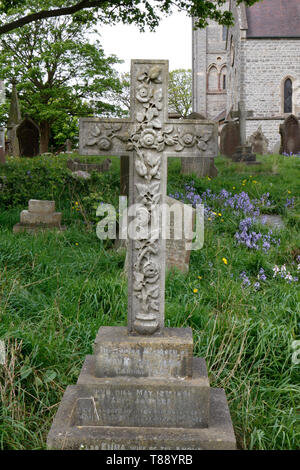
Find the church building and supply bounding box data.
[192,0,300,151]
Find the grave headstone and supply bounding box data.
[231,101,260,164]
[47,60,235,450]
[248,125,269,155]
[259,214,284,229]
[16,117,40,157]
[181,112,218,178]
[279,114,300,155]
[13,199,65,233]
[67,157,112,173]
[165,196,195,272]
[65,139,73,153]
[220,120,240,157]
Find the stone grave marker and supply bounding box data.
[279,114,300,155]
[67,157,112,173]
[13,199,65,233]
[248,125,269,155]
[47,60,235,450]
[220,120,240,158]
[231,101,260,164]
[16,116,40,157]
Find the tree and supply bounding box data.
[0,11,122,151]
[168,69,192,117]
[0,1,263,36]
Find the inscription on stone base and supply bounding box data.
[94,326,193,378]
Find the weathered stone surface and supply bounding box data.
[47,60,235,451]
[165,196,194,273]
[13,223,66,234]
[94,326,193,378]
[232,145,259,164]
[248,125,269,154]
[20,209,61,226]
[16,117,40,157]
[67,158,112,173]
[74,355,210,428]
[0,146,5,165]
[71,170,91,180]
[181,156,218,178]
[13,199,64,233]
[79,60,217,336]
[28,199,55,214]
[259,214,284,229]
[47,387,236,450]
[220,121,240,157]
[279,114,300,155]
[181,112,218,177]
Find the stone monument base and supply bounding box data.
[13,223,66,234]
[232,145,261,165]
[47,327,236,450]
[13,199,65,234]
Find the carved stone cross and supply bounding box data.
[79,60,217,336]
[230,101,253,146]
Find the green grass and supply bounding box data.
[0,153,299,449]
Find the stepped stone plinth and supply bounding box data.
[47,327,236,450]
[13,199,65,233]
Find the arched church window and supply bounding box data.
[284,78,292,113]
[220,66,227,90]
[207,66,218,91]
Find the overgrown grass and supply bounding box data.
[0,153,299,449]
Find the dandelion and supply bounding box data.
[222,257,228,265]
[232,186,236,190]
[193,288,198,293]
[253,180,257,184]
[75,243,79,246]
[218,213,222,217]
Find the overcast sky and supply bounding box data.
[99,12,192,74]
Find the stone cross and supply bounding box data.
[231,101,253,146]
[79,60,217,336]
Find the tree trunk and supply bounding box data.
[39,120,51,154]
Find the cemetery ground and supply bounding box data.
[0,153,299,450]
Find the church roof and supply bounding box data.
[246,0,300,38]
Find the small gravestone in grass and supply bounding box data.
[13,200,65,233]
[47,60,236,450]
[279,114,300,155]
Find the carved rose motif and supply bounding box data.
[180,132,196,147]
[140,128,157,147]
[98,136,112,150]
[136,83,153,103]
[142,260,159,278]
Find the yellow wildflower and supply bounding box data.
[208,217,212,221]
[198,276,202,280]
[193,288,198,293]
[222,257,228,265]
[218,213,222,217]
